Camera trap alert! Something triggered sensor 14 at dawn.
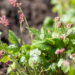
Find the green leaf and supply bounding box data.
[53,38,65,48]
[7,44,19,53]
[10,72,15,75]
[9,30,21,46]
[43,16,54,27]
[7,62,16,74]
[40,28,44,39]
[28,28,40,39]
[29,56,45,68]
[57,59,64,67]
[69,68,75,75]
[30,48,41,57]
[42,38,55,45]
[67,27,75,39]
[0,56,10,63]
[32,41,51,51]
[20,56,27,65]
[61,63,70,73]
[0,43,8,50]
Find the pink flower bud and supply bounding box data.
[69,24,74,27]
[0,15,9,27]
[55,17,60,21]
[72,53,75,57]
[60,48,65,54]
[57,22,62,28]
[55,49,60,55]
[60,35,65,40]
[0,50,4,55]
[33,62,37,65]
[19,13,24,23]
[9,0,17,7]
[48,30,51,33]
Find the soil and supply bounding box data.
[0,0,57,75]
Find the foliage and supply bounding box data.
[51,0,75,24]
[0,0,75,75]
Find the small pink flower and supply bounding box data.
[33,62,37,65]
[55,49,60,55]
[9,0,17,7]
[57,22,62,28]
[60,35,65,40]
[72,53,75,57]
[55,48,65,55]
[9,0,22,7]
[19,13,24,23]
[63,60,69,66]
[60,48,65,54]
[0,16,9,27]
[69,24,74,27]
[55,17,60,21]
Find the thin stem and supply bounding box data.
[18,6,33,43]
[18,7,29,28]
[20,23,25,44]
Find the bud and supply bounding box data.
[72,53,75,57]
[60,35,65,40]
[33,62,37,65]
[55,17,60,21]
[9,0,17,7]
[16,55,18,59]
[48,30,51,33]
[60,48,65,54]
[57,22,62,28]
[0,50,4,55]
[55,49,60,55]
[19,13,24,23]
[67,24,74,28]
[69,24,74,27]
[0,15,9,27]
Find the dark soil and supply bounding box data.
[0,0,57,75]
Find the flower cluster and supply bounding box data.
[0,16,9,27]
[9,0,17,7]
[55,48,65,55]
[55,17,60,21]
[72,53,75,57]
[57,22,62,28]
[9,0,22,7]
[19,13,24,23]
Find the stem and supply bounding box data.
[18,6,33,43]
[20,23,25,44]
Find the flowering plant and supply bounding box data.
[51,0,75,24]
[0,0,75,75]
